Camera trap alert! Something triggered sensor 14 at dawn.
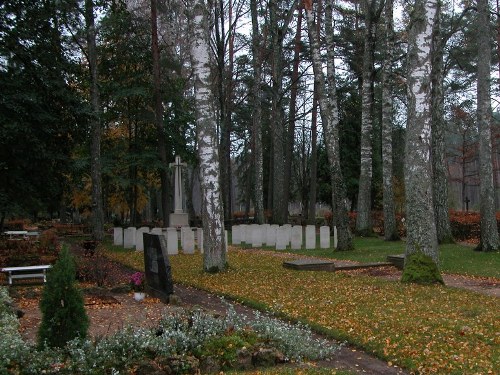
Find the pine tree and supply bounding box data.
[38,246,89,348]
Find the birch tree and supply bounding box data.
[476,0,500,251]
[380,0,399,241]
[190,0,227,272]
[403,0,440,281]
[304,0,353,250]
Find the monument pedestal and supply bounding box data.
[170,212,189,227]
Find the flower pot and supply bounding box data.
[133,292,146,301]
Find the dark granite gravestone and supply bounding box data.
[143,233,174,302]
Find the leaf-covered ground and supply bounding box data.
[106,248,499,374]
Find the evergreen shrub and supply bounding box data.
[38,245,89,348]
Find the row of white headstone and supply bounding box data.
[113,226,221,255]
[113,224,336,254]
[232,224,337,250]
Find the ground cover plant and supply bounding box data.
[106,248,499,374]
[0,284,337,374]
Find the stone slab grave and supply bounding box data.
[283,258,336,272]
[123,227,136,249]
[143,233,174,303]
[113,227,123,246]
[386,254,405,269]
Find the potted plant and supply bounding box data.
[130,272,146,301]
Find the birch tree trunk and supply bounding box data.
[476,0,500,252]
[403,0,440,276]
[304,0,353,250]
[250,0,264,224]
[356,0,375,235]
[430,0,453,244]
[151,0,171,227]
[381,0,399,241]
[190,1,227,272]
[85,0,104,241]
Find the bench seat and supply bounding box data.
[1,265,52,285]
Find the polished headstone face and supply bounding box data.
[143,233,174,302]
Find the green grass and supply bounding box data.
[278,237,499,279]
[105,248,499,375]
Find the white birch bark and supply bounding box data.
[190,1,227,271]
[304,0,352,250]
[476,0,500,251]
[404,0,439,263]
[381,0,399,241]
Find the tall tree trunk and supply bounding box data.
[190,0,227,271]
[304,0,353,250]
[308,88,319,225]
[85,0,104,241]
[307,1,322,225]
[356,0,375,235]
[381,0,399,241]
[283,5,303,215]
[477,0,500,251]
[151,0,171,227]
[215,0,234,224]
[270,0,287,225]
[430,0,452,244]
[403,0,440,274]
[250,0,265,224]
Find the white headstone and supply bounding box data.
[150,227,163,236]
[291,226,303,250]
[113,227,123,246]
[276,226,288,250]
[266,225,278,247]
[251,225,263,247]
[261,224,271,245]
[225,230,228,249]
[123,227,136,249]
[283,224,292,246]
[333,226,338,249]
[182,228,195,254]
[232,225,241,245]
[305,225,316,249]
[240,224,248,244]
[135,227,150,251]
[166,228,178,255]
[245,225,254,245]
[197,228,204,253]
[320,226,330,249]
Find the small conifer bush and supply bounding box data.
[38,245,89,348]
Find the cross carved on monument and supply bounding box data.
[169,156,187,214]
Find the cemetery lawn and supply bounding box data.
[106,247,499,375]
[284,237,500,279]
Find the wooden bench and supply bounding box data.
[1,265,52,285]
